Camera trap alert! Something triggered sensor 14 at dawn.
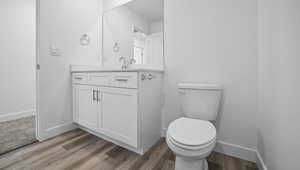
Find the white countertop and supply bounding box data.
[70,65,164,73]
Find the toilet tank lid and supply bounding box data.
[178,83,223,90]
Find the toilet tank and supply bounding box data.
[178,83,222,121]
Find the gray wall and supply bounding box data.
[257,0,300,169]
[0,0,36,153]
[164,0,258,150]
[0,0,36,115]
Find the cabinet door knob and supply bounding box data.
[147,73,155,80]
[141,74,146,80]
[141,73,156,81]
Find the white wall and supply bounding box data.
[0,0,36,117]
[164,0,258,150]
[257,0,300,169]
[150,21,163,34]
[38,0,102,139]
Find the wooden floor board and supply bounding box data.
[4,133,94,170]
[0,129,258,170]
[0,129,85,169]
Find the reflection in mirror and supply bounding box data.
[103,0,164,69]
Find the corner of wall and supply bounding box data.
[256,150,268,170]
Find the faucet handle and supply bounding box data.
[129,58,136,64]
[119,56,125,62]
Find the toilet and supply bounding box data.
[166,83,222,170]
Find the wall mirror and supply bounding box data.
[102,0,164,69]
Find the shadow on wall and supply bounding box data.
[214,89,225,134]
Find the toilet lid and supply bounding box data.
[168,118,216,146]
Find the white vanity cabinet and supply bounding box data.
[72,71,163,154]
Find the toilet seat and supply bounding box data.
[168,132,215,151]
[166,118,217,159]
[168,117,216,149]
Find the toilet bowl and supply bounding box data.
[166,117,217,170]
[166,83,222,170]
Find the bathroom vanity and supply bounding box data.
[70,0,165,155]
[71,65,163,154]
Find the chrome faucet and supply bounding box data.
[119,56,128,70]
[119,56,136,70]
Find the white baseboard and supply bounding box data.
[0,109,36,123]
[256,151,268,170]
[162,128,257,163]
[37,122,75,141]
[214,140,257,162]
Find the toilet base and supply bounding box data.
[175,156,208,170]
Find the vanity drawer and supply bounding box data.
[111,72,138,89]
[72,73,88,84]
[88,73,111,86]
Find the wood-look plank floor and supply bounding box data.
[0,129,258,170]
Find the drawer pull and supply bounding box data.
[74,77,83,80]
[115,78,129,82]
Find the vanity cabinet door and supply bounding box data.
[73,85,99,131]
[101,88,138,148]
